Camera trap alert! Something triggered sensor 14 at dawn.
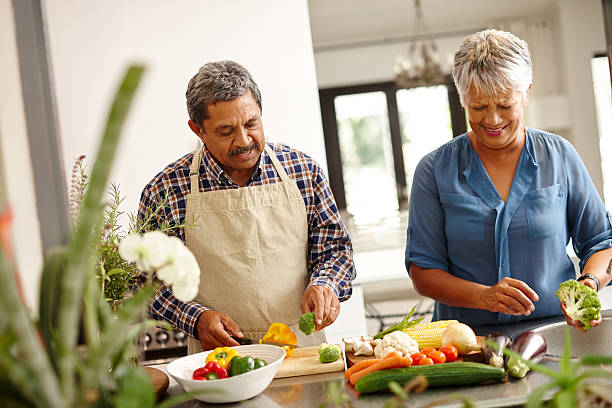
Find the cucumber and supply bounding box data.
[354,362,505,393]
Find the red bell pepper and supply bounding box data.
[192,361,228,380]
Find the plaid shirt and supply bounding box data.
[139,142,355,339]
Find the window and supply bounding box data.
[335,92,398,220]
[319,79,466,222]
[397,86,454,204]
[592,55,612,210]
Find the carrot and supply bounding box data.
[344,359,381,379]
[349,352,402,385]
[391,356,413,368]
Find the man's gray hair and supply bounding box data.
[452,29,532,107]
[186,60,262,127]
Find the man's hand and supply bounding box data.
[561,279,602,332]
[196,310,243,350]
[480,277,539,316]
[300,285,340,331]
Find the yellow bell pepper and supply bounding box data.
[205,347,240,369]
[261,323,298,357]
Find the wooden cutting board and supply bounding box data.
[274,345,345,378]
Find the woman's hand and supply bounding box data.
[480,277,539,316]
[561,279,602,332]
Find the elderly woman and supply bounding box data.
[405,29,612,330]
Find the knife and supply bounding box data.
[231,336,298,349]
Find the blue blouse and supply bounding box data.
[405,128,612,325]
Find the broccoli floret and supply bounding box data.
[298,312,315,335]
[318,343,341,363]
[555,279,601,330]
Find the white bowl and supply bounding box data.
[166,344,286,403]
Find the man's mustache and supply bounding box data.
[229,143,259,156]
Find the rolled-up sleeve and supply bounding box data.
[563,140,612,271]
[307,163,355,302]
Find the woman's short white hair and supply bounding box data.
[452,29,532,107]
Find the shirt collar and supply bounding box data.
[200,144,265,184]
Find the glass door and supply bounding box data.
[334,92,398,222]
[592,55,612,210]
[396,86,454,203]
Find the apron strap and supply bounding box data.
[189,145,205,194]
[190,144,290,193]
[263,144,291,183]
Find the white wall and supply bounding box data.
[0,0,44,311]
[554,0,606,198]
[43,0,326,219]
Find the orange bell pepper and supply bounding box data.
[261,323,297,357]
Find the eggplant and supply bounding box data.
[483,332,512,368]
[506,331,547,378]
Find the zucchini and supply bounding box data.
[354,362,505,393]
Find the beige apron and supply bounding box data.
[185,144,326,353]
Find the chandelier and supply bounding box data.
[394,0,446,88]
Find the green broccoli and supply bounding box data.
[318,343,341,363]
[555,279,601,330]
[298,312,316,335]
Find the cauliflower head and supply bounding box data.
[373,331,419,359]
[556,279,601,330]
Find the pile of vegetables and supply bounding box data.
[483,331,547,378]
[345,320,508,394]
[192,347,267,381]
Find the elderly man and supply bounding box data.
[139,60,355,352]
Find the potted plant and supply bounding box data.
[0,65,202,407]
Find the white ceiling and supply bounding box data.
[308,0,555,50]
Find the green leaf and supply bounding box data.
[57,65,145,402]
[553,388,577,408]
[113,367,155,408]
[106,268,126,277]
[559,327,572,375]
[388,381,408,399]
[525,382,557,408]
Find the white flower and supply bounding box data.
[118,231,201,301]
[118,233,148,270]
[140,231,173,269]
[172,269,200,302]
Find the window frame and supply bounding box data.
[318,77,466,212]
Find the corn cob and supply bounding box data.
[402,320,459,349]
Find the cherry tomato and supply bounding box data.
[421,347,436,356]
[428,350,447,364]
[410,352,426,364]
[440,345,459,362]
[418,357,434,365]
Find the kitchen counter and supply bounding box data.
[152,362,556,407]
[150,313,607,407]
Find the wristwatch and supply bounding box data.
[577,273,600,292]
